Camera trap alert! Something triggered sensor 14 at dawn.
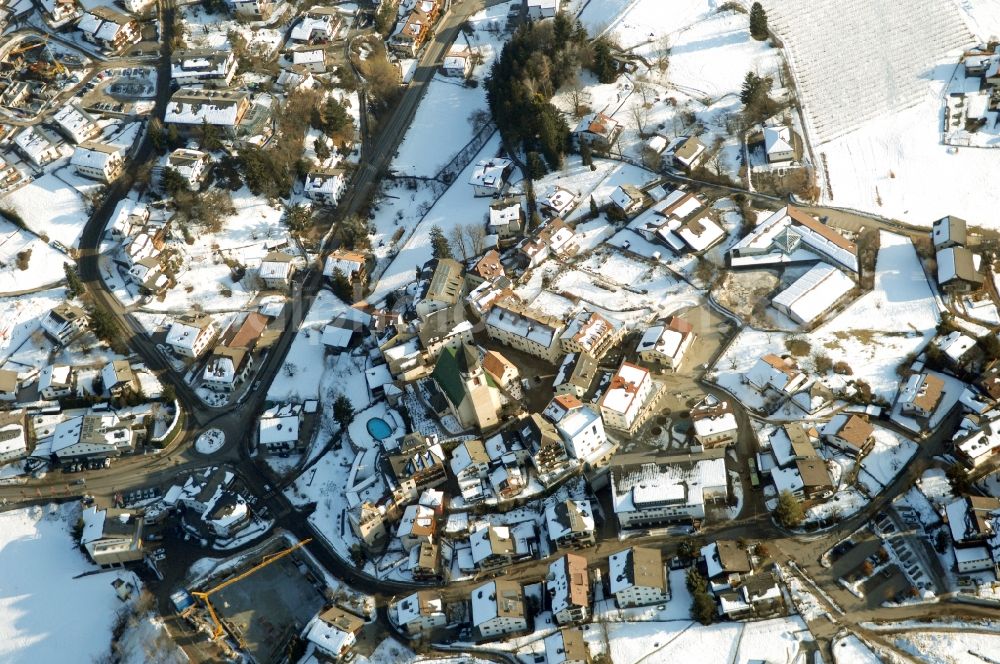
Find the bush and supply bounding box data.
[785,337,811,357]
[814,354,832,373]
[775,490,805,528]
[833,361,853,375]
[15,248,30,270]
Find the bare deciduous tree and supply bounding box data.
[463,223,486,256]
[448,226,469,260]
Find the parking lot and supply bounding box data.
[860,564,911,607]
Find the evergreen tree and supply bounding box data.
[330,267,353,302]
[429,225,452,259]
[333,394,355,430]
[314,139,331,162]
[740,72,765,107]
[579,141,593,166]
[63,262,84,298]
[589,196,598,218]
[749,2,768,41]
[775,490,805,528]
[590,39,618,84]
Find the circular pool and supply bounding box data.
[367,417,393,440]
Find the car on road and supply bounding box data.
[71,479,86,486]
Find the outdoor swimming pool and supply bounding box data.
[366,417,393,440]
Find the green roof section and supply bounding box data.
[432,346,467,408]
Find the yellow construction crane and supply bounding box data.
[190,538,313,641]
[7,40,43,58]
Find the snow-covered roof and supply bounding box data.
[611,453,727,516]
[600,362,649,415]
[469,158,512,190]
[764,125,793,156]
[258,414,299,445]
[165,89,248,126]
[729,206,858,273]
[936,331,976,363]
[771,263,855,325]
[166,318,213,351]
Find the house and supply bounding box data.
[690,397,739,448]
[636,316,695,371]
[520,218,578,267]
[417,259,465,320]
[13,126,62,167]
[389,437,447,492]
[553,352,597,398]
[41,0,79,24]
[394,590,447,634]
[526,0,560,20]
[486,296,566,363]
[292,47,328,73]
[290,6,342,43]
[729,206,859,273]
[935,331,979,368]
[772,458,834,500]
[610,184,646,217]
[670,136,707,171]
[396,503,437,551]
[431,344,502,431]
[768,423,819,469]
[80,506,144,566]
[0,369,17,402]
[165,315,218,359]
[102,360,136,397]
[443,50,472,77]
[259,250,297,289]
[716,572,783,619]
[543,628,590,664]
[226,0,274,19]
[163,148,210,190]
[745,354,808,396]
[559,310,625,361]
[543,394,614,467]
[472,580,527,639]
[469,523,514,569]
[77,7,141,52]
[467,250,505,289]
[202,346,253,393]
[572,112,622,152]
[770,263,855,326]
[40,303,88,345]
[303,606,364,662]
[538,187,577,218]
[822,414,875,457]
[0,413,27,464]
[954,414,1000,469]
[170,49,238,86]
[482,350,519,389]
[610,449,728,528]
[412,540,441,581]
[945,496,1000,573]
[545,499,596,549]
[548,553,590,625]
[897,372,945,418]
[932,215,967,250]
[600,362,657,434]
[165,88,251,134]
[389,2,440,56]
[0,154,22,190]
[38,365,75,400]
[258,411,300,452]
[700,540,751,591]
[324,249,368,285]
[128,256,164,292]
[53,103,101,144]
[488,199,524,240]
[937,246,984,293]
[469,159,514,197]
[489,462,526,499]
[304,168,347,206]
[763,125,794,163]
[350,502,387,552]
[608,546,669,608]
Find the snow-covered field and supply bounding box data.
[0,288,66,364]
[0,504,137,663]
[857,427,918,494]
[3,172,93,248]
[0,220,67,295]
[712,231,939,410]
[895,629,1000,664]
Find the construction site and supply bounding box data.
[174,537,329,663]
[0,32,84,120]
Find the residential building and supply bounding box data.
[690,397,739,448]
[543,394,614,467]
[80,506,144,566]
[0,370,17,401]
[471,580,527,639]
[610,184,646,216]
[469,158,514,197]
[53,103,100,144]
[170,49,238,86]
[729,206,859,273]
[412,540,441,581]
[600,361,656,434]
[303,606,364,662]
[608,546,669,608]
[443,49,472,77]
[259,250,297,289]
[937,246,984,292]
[40,303,88,345]
[466,250,505,289]
[490,461,526,499]
[482,350,519,389]
[559,310,625,360]
[716,572,783,619]
[488,198,524,240]
[290,6,343,43]
[545,499,596,549]
[763,125,794,163]
[349,502,387,552]
[822,414,875,457]
[202,346,253,393]
[166,315,218,359]
[538,186,577,217]
[486,296,566,363]
[292,47,328,73]
[165,88,251,133]
[636,316,695,371]
[670,135,707,171]
[700,540,752,591]
[13,126,62,167]
[389,437,447,492]
[258,410,300,452]
[897,372,945,418]
[304,168,347,206]
[548,553,590,625]
[572,112,622,152]
[389,1,440,56]
[38,365,75,400]
[745,354,808,396]
[396,503,437,551]
[417,259,464,320]
[553,352,598,398]
[771,458,834,500]
[226,0,274,19]
[610,450,728,528]
[770,262,855,326]
[470,523,528,570]
[394,590,447,634]
[954,414,1000,468]
[945,495,1000,573]
[431,344,502,431]
[77,7,140,52]
[543,627,590,664]
[163,148,210,190]
[0,155,22,190]
[520,218,578,267]
[102,360,136,397]
[324,249,368,285]
[0,413,27,464]
[932,215,967,250]
[526,0,560,20]
[41,0,79,24]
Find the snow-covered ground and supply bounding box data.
[832,633,881,664]
[895,629,1000,664]
[0,503,139,664]
[0,220,67,295]
[857,427,918,494]
[3,172,93,248]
